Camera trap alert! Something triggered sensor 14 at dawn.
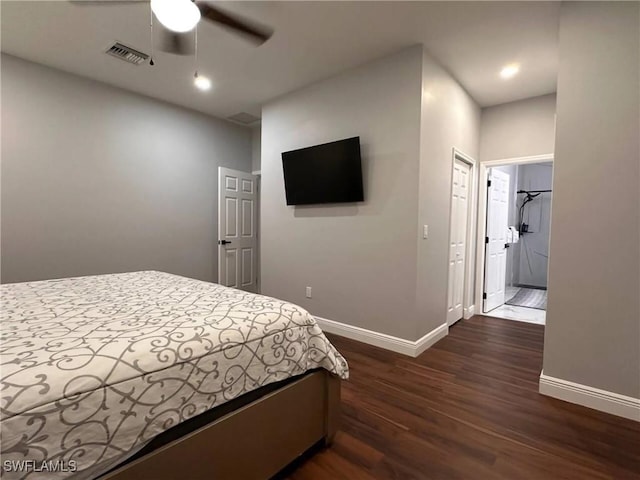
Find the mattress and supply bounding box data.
[0,271,349,479]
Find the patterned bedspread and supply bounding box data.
[0,271,348,479]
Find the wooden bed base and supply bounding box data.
[102,370,341,480]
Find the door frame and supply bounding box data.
[445,148,477,324]
[254,173,261,293]
[474,153,554,313]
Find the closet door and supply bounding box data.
[446,158,472,326]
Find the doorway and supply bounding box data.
[476,155,553,325]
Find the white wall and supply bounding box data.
[1,54,252,284]
[416,50,480,336]
[261,46,423,340]
[261,46,480,341]
[251,125,261,172]
[480,94,556,161]
[543,1,639,399]
[251,124,262,290]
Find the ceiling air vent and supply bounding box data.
[227,112,261,125]
[105,42,149,65]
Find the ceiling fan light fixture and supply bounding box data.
[151,0,201,33]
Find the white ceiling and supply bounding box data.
[1,1,560,121]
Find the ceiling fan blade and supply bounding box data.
[158,28,195,55]
[196,2,273,45]
[70,0,148,5]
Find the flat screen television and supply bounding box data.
[281,136,364,205]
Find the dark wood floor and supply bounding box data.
[288,316,640,479]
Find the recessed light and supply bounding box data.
[194,74,212,91]
[500,64,520,79]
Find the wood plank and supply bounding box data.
[283,316,640,479]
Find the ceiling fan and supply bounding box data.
[72,0,274,56]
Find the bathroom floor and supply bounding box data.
[505,287,547,310]
[483,287,546,325]
[506,286,521,301]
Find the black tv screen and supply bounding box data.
[282,137,364,205]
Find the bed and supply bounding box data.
[0,271,348,480]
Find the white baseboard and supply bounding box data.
[414,323,449,356]
[539,372,640,422]
[463,304,475,319]
[314,316,448,357]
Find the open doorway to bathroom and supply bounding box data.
[476,155,553,325]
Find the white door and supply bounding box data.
[483,169,510,312]
[218,167,259,293]
[447,159,472,326]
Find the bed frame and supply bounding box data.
[102,370,340,480]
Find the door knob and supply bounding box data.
[218,240,231,245]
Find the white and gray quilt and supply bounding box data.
[0,271,348,479]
